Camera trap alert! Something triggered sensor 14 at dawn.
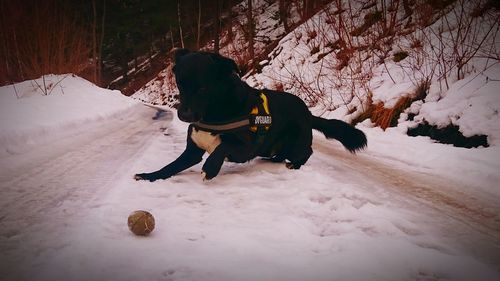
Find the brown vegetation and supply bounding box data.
[0,0,93,85]
[353,80,429,129]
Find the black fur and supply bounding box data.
[312,117,367,153]
[135,49,367,181]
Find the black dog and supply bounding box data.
[135,49,367,181]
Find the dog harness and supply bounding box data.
[192,93,272,133]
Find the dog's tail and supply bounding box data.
[312,116,367,153]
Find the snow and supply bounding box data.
[1,75,500,280]
[246,0,500,145]
[0,74,139,157]
[415,63,500,143]
[359,123,500,203]
[2,0,500,278]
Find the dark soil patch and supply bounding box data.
[407,122,489,148]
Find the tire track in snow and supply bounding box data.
[0,105,171,278]
[312,138,500,268]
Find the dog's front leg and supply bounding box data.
[201,143,249,180]
[135,147,204,181]
[201,145,227,180]
[135,126,205,182]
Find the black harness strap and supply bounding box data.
[193,118,250,133]
[192,93,271,134]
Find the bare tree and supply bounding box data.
[302,0,316,20]
[169,24,175,49]
[98,0,106,85]
[0,0,91,85]
[177,0,185,48]
[214,0,221,52]
[197,0,201,50]
[279,0,289,32]
[92,0,97,83]
[247,0,255,64]
[91,0,106,85]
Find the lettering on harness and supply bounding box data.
[254,115,272,125]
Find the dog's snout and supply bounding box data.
[177,106,200,123]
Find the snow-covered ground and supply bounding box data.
[247,0,500,147]
[1,75,500,281]
[0,74,139,157]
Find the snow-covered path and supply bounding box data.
[313,139,500,266]
[0,104,168,280]
[1,104,499,281]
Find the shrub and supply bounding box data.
[393,51,409,62]
[407,122,489,148]
[0,0,92,85]
[353,81,429,129]
[351,10,383,36]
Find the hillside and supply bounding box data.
[133,0,304,105]
[133,0,499,148]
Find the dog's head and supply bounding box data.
[172,48,241,123]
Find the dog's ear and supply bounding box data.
[209,53,240,76]
[172,48,190,64]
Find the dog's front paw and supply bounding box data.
[285,162,302,170]
[134,173,158,182]
[201,171,209,181]
[201,166,221,180]
[201,171,217,181]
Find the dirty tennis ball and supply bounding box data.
[128,210,155,236]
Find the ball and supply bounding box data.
[127,210,155,236]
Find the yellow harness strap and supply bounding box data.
[250,93,271,132]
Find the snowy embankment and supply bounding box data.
[247,0,500,145]
[0,74,139,157]
[240,0,500,199]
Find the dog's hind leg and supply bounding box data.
[269,154,286,163]
[285,124,313,170]
[285,146,312,169]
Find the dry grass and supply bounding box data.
[352,96,412,130]
[353,80,429,130]
[271,81,285,92]
[370,96,413,130]
[352,87,426,130]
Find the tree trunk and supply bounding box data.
[92,0,97,83]
[0,1,12,81]
[134,53,138,71]
[247,0,254,64]
[97,0,106,85]
[402,0,412,17]
[169,25,175,49]
[279,0,289,32]
[177,0,184,49]
[197,0,201,50]
[214,0,221,52]
[302,0,317,19]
